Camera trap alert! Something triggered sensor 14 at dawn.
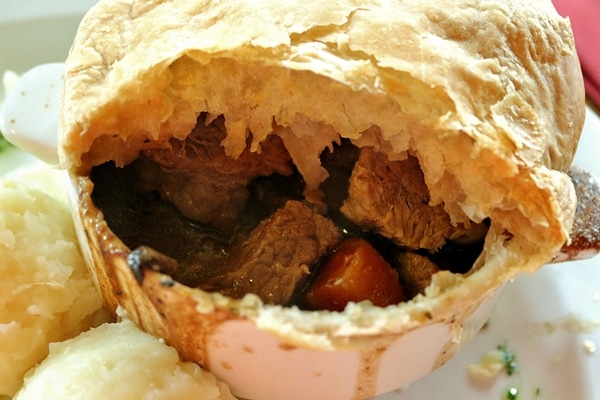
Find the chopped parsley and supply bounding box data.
[497,342,518,376]
[505,386,541,400]
[506,387,519,400]
[468,341,519,380]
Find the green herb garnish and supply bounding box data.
[497,342,518,376]
[506,387,519,400]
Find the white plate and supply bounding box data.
[2,2,599,399]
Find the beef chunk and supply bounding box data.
[90,161,235,283]
[91,161,335,305]
[341,148,487,251]
[395,252,441,298]
[200,200,341,304]
[138,114,294,231]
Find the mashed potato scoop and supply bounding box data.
[0,165,110,398]
[14,316,235,400]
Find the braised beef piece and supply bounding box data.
[123,199,341,305]
[91,161,234,282]
[395,252,441,298]
[92,159,339,305]
[200,200,341,305]
[341,148,487,251]
[138,113,294,231]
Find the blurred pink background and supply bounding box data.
[553,0,600,108]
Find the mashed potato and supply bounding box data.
[0,166,111,397]
[14,317,235,400]
[3,162,69,203]
[1,163,235,398]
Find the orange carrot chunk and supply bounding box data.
[304,238,406,311]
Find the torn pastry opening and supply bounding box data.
[89,110,492,311]
[69,54,580,313]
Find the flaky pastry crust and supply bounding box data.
[59,0,584,346]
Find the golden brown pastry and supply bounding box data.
[57,0,585,398]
